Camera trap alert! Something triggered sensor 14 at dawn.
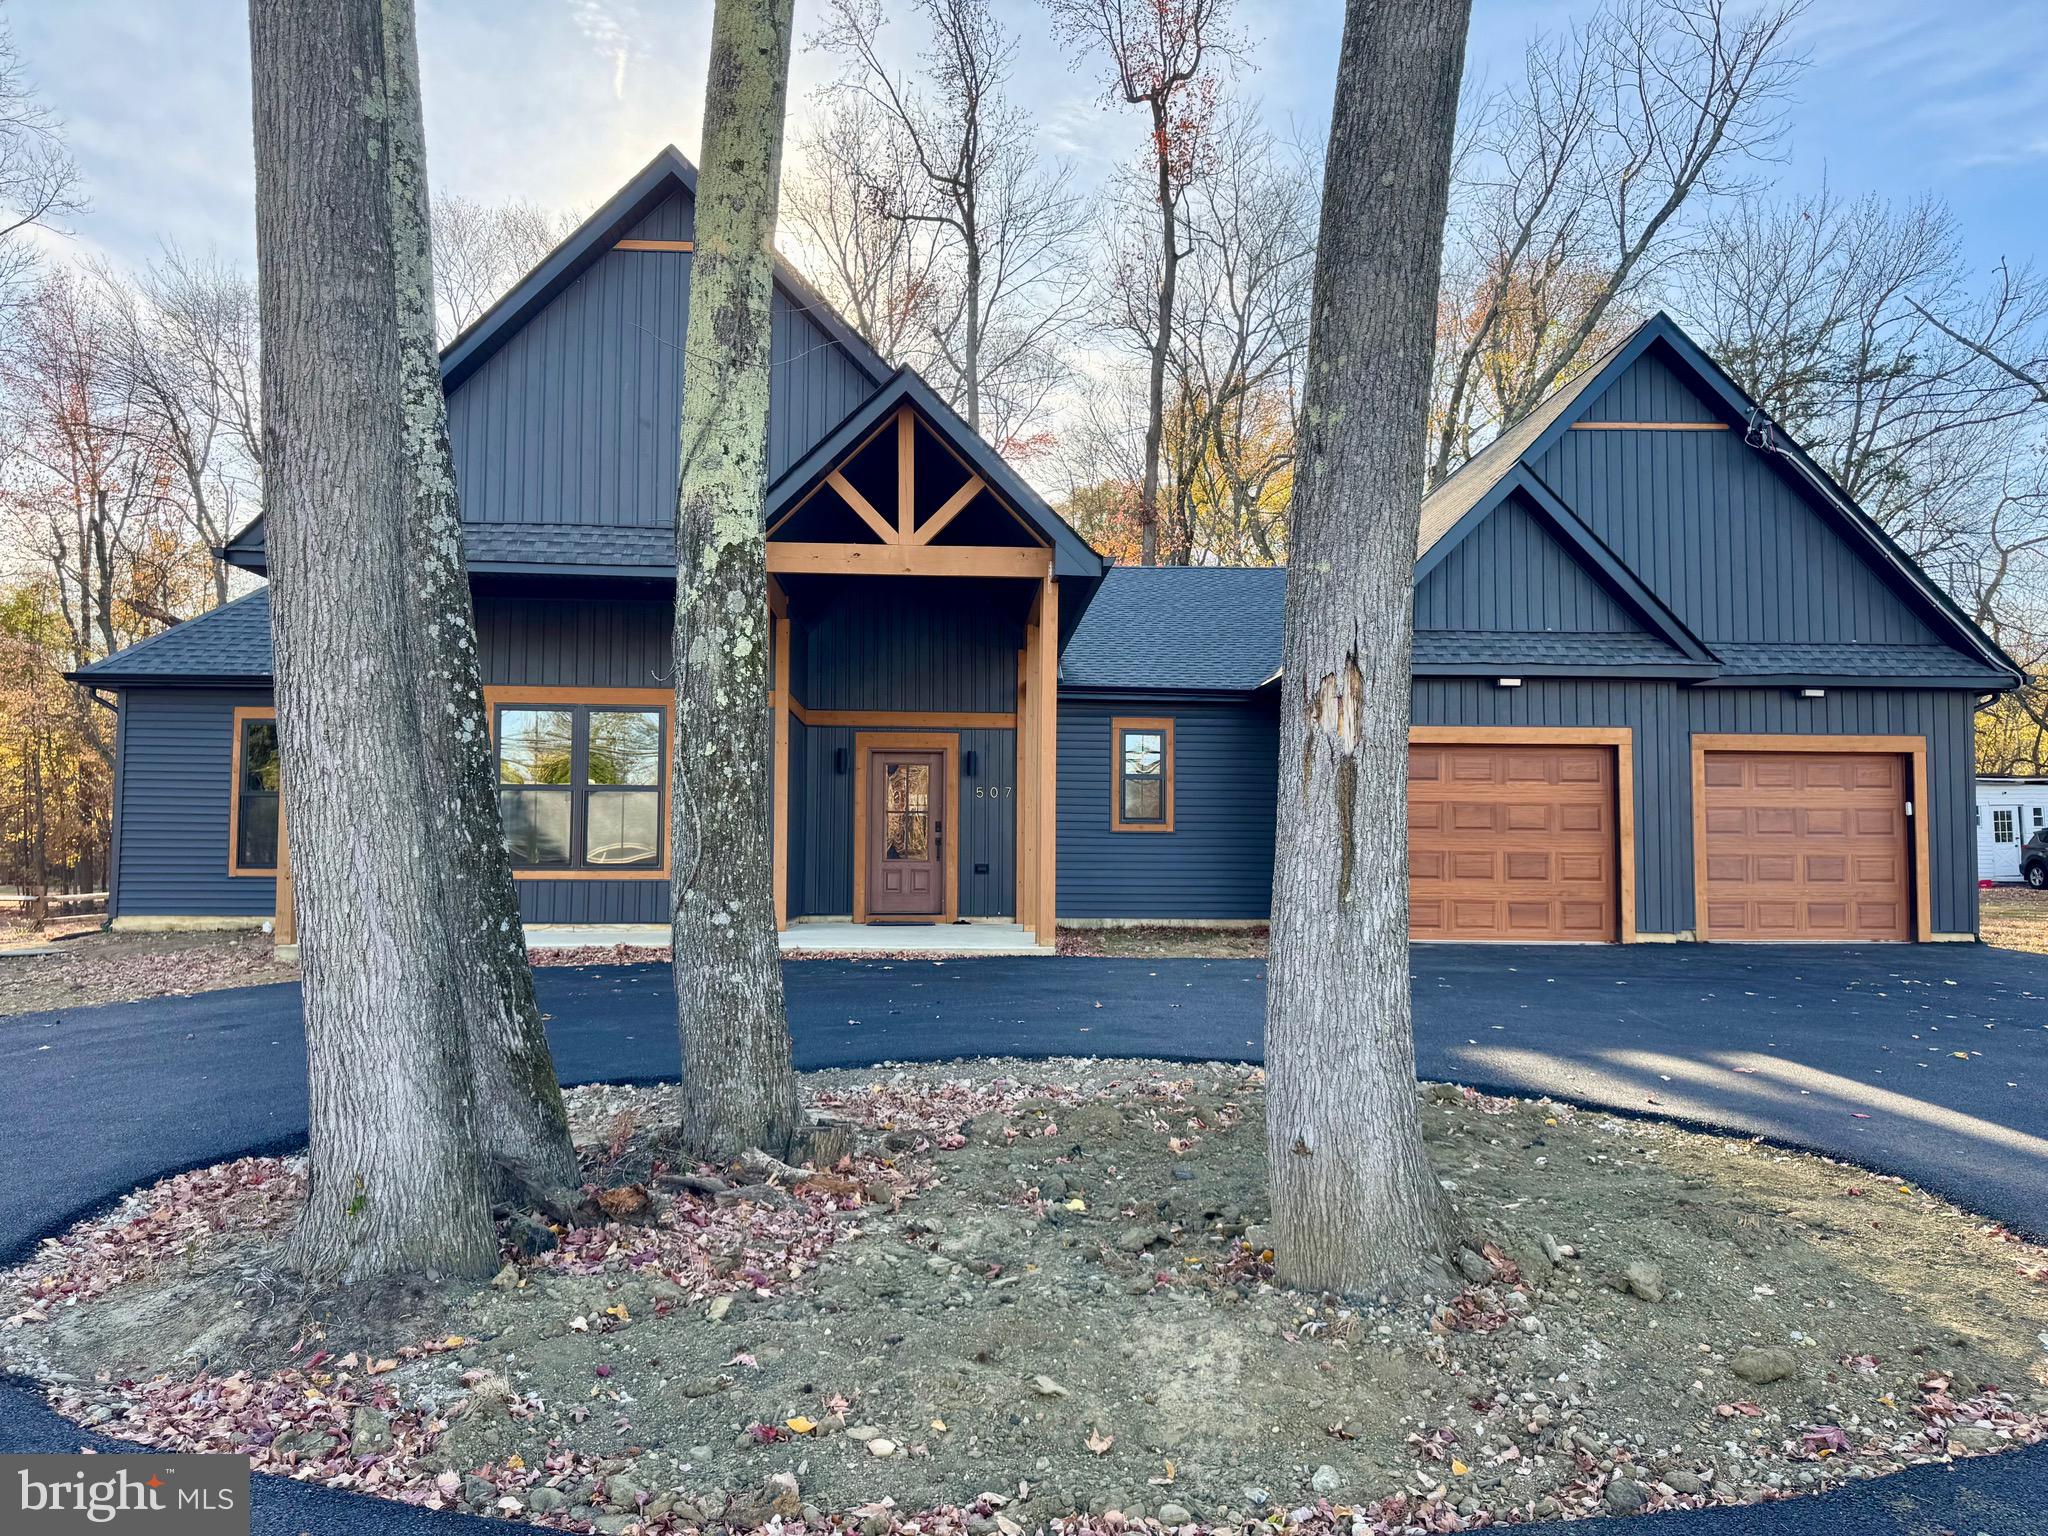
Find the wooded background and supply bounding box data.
[7,0,2046,907]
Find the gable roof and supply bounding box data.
[442,144,888,393]
[1416,464,1716,671]
[1417,313,2022,686]
[224,145,892,571]
[765,368,1103,584]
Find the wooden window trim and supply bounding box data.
[228,705,280,877]
[1409,725,1637,943]
[850,731,960,925]
[484,687,672,881]
[1688,732,1930,943]
[1111,717,1175,833]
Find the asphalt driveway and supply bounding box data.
[2,943,2045,1534]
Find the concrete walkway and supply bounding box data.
[524,921,1055,956]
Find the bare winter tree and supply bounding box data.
[430,193,578,340]
[1679,187,2036,563]
[813,0,1086,455]
[0,15,83,313]
[2,271,177,684]
[1430,0,1807,482]
[249,0,497,1281]
[90,252,263,607]
[1265,0,1469,1296]
[1048,0,1240,564]
[670,0,805,1159]
[781,95,946,368]
[379,0,586,1215]
[1167,106,1317,565]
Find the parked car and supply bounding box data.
[2024,828,2048,889]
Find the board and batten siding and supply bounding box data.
[445,191,873,533]
[475,593,672,925]
[111,688,277,919]
[1056,695,1281,921]
[792,726,1015,919]
[1533,401,1940,647]
[1415,493,1642,634]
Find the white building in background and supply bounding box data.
[1977,777,2048,883]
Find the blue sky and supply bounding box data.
[16,0,2048,286]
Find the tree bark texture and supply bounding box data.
[249,0,498,1281]
[670,0,804,1159]
[379,0,583,1210]
[1264,0,1471,1299]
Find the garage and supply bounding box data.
[1696,748,1914,941]
[1408,741,1621,942]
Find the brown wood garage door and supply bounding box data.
[1408,744,1619,941]
[1698,751,1912,940]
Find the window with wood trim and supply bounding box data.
[1111,717,1175,832]
[229,709,280,874]
[494,700,666,873]
[1993,808,2016,844]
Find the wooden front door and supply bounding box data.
[1699,750,1912,940]
[867,750,945,918]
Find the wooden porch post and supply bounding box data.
[1033,574,1058,945]
[273,801,297,954]
[1015,646,1033,926]
[769,582,790,931]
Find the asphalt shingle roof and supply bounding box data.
[1412,631,1690,668]
[78,573,1999,694]
[1059,566,1288,692]
[73,590,273,683]
[1705,641,2005,681]
[229,521,678,572]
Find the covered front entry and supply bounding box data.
[760,378,1100,945]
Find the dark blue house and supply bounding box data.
[75,149,2022,947]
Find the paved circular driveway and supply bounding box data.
[3,944,2045,1534]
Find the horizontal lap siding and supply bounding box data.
[113,688,276,918]
[1056,697,1279,920]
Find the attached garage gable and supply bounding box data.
[1408,736,1625,942]
[1695,742,1920,941]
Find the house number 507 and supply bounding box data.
[974,785,1013,798]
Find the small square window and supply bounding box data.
[1111,718,1174,832]
[1993,808,2015,844]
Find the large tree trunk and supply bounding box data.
[1264,0,1470,1299]
[378,0,585,1213]
[670,0,804,1159]
[250,0,498,1282]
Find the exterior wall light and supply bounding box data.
[1496,677,1523,688]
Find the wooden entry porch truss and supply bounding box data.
[766,404,1059,945]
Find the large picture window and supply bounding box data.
[493,696,667,874]
[229,707,280,875]
[1110,716,1175,833]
